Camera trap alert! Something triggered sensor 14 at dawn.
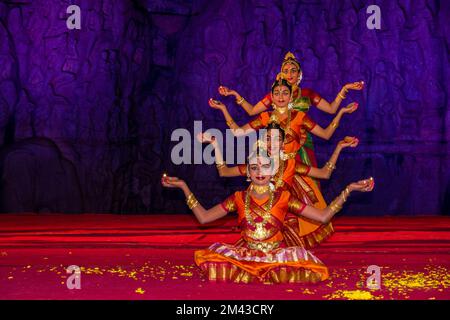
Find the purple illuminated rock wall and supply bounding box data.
[0,0,449,215]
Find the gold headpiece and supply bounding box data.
[281,51,301,71]
[273,72,289,88]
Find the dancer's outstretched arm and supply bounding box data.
[302,136,359,179]
[218,85,267,116]
[316,81,364,114]
[309,102,359,140]
[218,82,364,116]
[208,99,254,137]
[161,176,227,224]
[288,178,374,224]
[196,132,241,177]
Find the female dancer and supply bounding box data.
[208,73,358,248]
[161,151,374,284]
[218,51,364,168]
[198,125,358,248]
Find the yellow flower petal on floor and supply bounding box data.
[135,288,145,294]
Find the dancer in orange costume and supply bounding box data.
[197,125,359,248]
[161,151,374,284]
[218,51,364,170]
[208,73,358,248]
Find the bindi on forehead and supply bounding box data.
[249,156,270,166]
[283,64,298,72]
[257,158,271,166]
[273,86,290,92]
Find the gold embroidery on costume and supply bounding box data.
[295,163,310,176]
[303,115,317,131]
[223,197,237,212]
[288,198,305,215]
[243,190,281,242]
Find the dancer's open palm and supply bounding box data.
[161,176,186,189]
[218,86,236,97]
[348,178,375,193]
[208,98,225,111]
[344,81,365,91]
[339,136,359,148]
[341,102,359,114]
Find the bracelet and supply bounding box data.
[226,120,235,128]
[216,163,226,170]
[342,187,351,202]
[331,122,339,129]
[329,198,343,214]
[325,161,336,171]
[186,193,199,210]
[329,186,351,214]
[338,92,346,100]
[236,97,245,105]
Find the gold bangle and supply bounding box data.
[325,161,336,171]
[186,193,199,210]
[188,200,199,210]
[236,97,245,105]
[189,200,199,210]
[186,192,193,202]
[338,92,346,100]
[331,122,339,129]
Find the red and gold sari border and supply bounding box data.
[198,261,327,284]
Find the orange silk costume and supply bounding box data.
[259,86,323,169]
[194,189,329,284]
[244,110,334,249]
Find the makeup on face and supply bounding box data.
[248,157,272,183]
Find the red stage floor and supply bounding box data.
[0,214,449,300]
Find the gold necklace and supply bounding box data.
[275,106,287,114]
[273,158,286,188]
[244,187,275,241]
[251,183,270,194]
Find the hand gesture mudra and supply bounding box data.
[161,175,186,189]
[338,136,359,148]
[344,81,365,91]
[341,102,359,114]
[218,85,236,97]
[208,98,225,111]
[196,132,216,145]
[348,178,375,193]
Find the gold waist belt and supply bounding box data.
[247,241,281,253]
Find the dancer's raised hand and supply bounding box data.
[208,98,226,111]
[341,102,359,114]
[161,175,187,189]
[196,132,216,145]
[344,81,365,91]
[218,85,237,97]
